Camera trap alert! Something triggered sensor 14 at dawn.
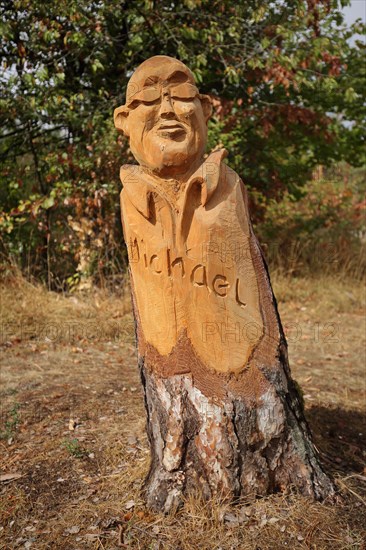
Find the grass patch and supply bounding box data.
[62,437,90,459]
[0,402,20,441]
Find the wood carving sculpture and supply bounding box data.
[114,55,335,512]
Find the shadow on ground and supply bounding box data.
[307,405,365,475]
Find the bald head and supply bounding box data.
[126,56,196,106]
[114,56,212,179]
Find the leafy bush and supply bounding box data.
[256,164,366,278]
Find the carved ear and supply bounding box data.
[200,94,213,123]
[114,105,130,136]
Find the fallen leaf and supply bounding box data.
[84,533,100,541]
[124,500,135,510]
[64,525,80,535]
[224,512,243,525]
[268,517,280,524]
[259,518,268,527]
[0,472,22,482]
[69,418,76,431]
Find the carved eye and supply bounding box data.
[140,87,161,103]
[129,87,161,108]
[170,83,198,101]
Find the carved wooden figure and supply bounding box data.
[114,55,334,512]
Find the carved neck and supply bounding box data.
[142,155,205,185]
[141,167,186,208]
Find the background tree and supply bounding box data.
[0,0,365,287]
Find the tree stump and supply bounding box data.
[114,55,335,512]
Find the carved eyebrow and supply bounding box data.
[166,70,190,84]
[143,75,159,86]
[170,83,199,99]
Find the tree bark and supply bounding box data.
[132,281,335,513]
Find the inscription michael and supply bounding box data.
[128,238,247,308]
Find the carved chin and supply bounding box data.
[141,143,193,172]
[158,149,190,169]
[132,136,203,173]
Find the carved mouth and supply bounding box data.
[157,122,186,134]
[157,124,186,142]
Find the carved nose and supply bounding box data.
[159,95,175,118]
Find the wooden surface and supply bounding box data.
[120,149,268,377]
[114,55,335,511]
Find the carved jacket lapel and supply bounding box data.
[120,149,227,251]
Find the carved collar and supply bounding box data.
[120,148,228,218]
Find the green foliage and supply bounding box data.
[62,437,89,459]
[0,0,365,285]
[256,164,366,278]
[0,402,20,441]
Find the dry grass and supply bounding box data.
[0,273,365,549]
[0,272,133,346]
[272,272,366,315]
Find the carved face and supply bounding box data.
[114,56,212,178]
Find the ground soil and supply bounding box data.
[0,276,365,549]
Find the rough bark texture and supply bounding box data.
[135,306,335,513]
